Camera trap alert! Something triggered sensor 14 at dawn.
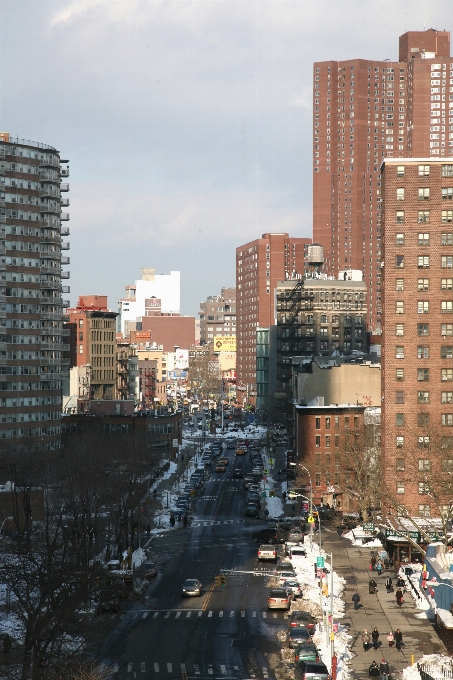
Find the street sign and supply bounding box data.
[172,439,179,448]
[316,556,325,568]
[363,522,374,531]
[262,492,266,498]
[307,515,315,524]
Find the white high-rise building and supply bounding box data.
[118,268,180,334]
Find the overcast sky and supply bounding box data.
[1,0,452,315]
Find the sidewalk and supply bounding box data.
[322,530,447,679]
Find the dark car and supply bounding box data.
[182,578,202,596]
[288,610,317,634]
[144,562,158,579]
[232,469,243,479]
[286,624,312,648]
[252,528,284,544]
[96,588,120,614]
[245,503,259,517]
[294,661,329,680]
[294,642,320,663]
[242,475,256,489]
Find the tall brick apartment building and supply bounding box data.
[382,158,453,516]
[313,29,453,334]
[236,233,311,402]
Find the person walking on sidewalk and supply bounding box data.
[395,629,403,651]
[385,576,393,593]
[352,592,361,610]
[387,631,394,648]
[362,629,371,651]
[369,661,380,678]
[380,658,390,680]
[370,555,377,571]
[376,559,383,576]
[395,588,404,607]
[369,577,377,594]
[371,627,380,650]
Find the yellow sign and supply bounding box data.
[307,515,315,524]
[214,336,236,352]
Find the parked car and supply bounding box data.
[275,562,295,574]
[182,579,202,596]
[232,469,243,479]
[288,610,317,635]
[227,439,236,449]
[294,661,329,680]
[144,562,158,579]
[282,579,302,598]
[215,463,226,473]
[245,503,259,518]
[278,572,297,584]
[294,643,321,663]
[267,589,291,610]
[257,545,277,561]
[288,546,307,559]
[286,624,312,648]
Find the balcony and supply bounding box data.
[60,198,69,207]
[39,204,60,215]
[61,285,70,294]
[60,168,69,177]
[41,327,62,336]
[41,312,62,321]
[62,328,70,337]
[39,157,60,169]
[39,358,61,366]
[61,256,70,265]
[39,187,60,199]
[39,170,58,182]
[60,212,69,221]
[61,358,70,366]
[40,235,60,245]
[61,241,70,250]
[61,227,69,236]
[60,183,69,192]
[40,265,60,275]
[62,299,70,307]
[61,270,70,279]
[41,251,61,260]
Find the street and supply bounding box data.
[102,446,290,680]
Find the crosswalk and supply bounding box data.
[121,660,273,677]
[123,609,287,621]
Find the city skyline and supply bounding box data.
[1,1,451,314]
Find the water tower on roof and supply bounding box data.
[307,243,324,275]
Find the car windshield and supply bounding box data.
[269,590,287,597]
[184,580,198,586]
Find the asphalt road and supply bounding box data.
[102,447,292,680]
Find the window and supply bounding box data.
[396,345,404,358]
[442,458,453,471]
[442,301,453,313]
[442,437,453,450]
[418,301,429,314]
[441,232,453,245]
[396,413,405,426]
[442,278,453,290]
[334,434,340,447]
[396,368,405,381]
[396,211,405,224]
[334,416,339,430]
[396,255,404,268]
[442,414,453,426]
[442,210,453,222]
[397,165,405,177]
[442,164,453,177]
[396,188,405,201]
[442,324,453,336]
[419,165,430,176]
[315,417,321,430]
[354,416,359,429]
[396,278,404,291]
[396,481,405,495]
[315,435,321,447]
[396,436,404,448]
[418,504,431,517]
[442,391,453,403]
[442,256,453,268]
[344,416,350,429]
[418,278,429,291]
[442,346,453,358]
[442,188,453,200]
[418,413,430,427]
[315,474,321,487]
[78,332,83,341]
[418,256,430,268]
[418,459,431,471]
[419,436,430,448]
[418,368,429,381]
[418,232,430,244]
[418,188,430,200]
[78,319,83,328]
[419,482,430,494]
[325,435,331,447]
[396,233,405,245]
[396,323,404,336]
[396,301,404,314]
[79,345,83,354]
[418,391,430,403]
[442,368,453,381]
[325,417,330,429]
[396,391,404,404]
[418,323,429,336]
[396,459,405,471]
[418,345,429,358]
[418,212,430,224]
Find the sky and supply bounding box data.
[1,0,452,315]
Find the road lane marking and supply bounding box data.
[219,611,223,617]
[263,668,268,678]
[154,663,159,672]
[194,664,200,675]
[198,611,202,617]
[167,663,172,673]
[252,611,256,617]
[220,665,227,675]
[153,612,159,618]
[127,663,133,671]
[164,612,171,618]
[186,611,191,618]
[175,612,181,618]
[241,611,245,617]
[262,612,267,618]
[230,611,234,617]
[208,665,213,675]
[141,662,146,672]
[181,664,186,674]
[208,611,213,617]
[142,612,148,619]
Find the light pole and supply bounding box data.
[0,516,12,537]
[299,464,313,549]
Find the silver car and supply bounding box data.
[182,579,202,596]
[267,588,291,610]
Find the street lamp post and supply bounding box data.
[300,465,313,549]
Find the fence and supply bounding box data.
[418,662,453,680]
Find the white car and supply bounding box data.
[281,579,302,598]
[278,571,296,584]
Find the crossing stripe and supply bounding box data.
[219,611,223,617]
[241,611,245,617]
[167,663,172,673]
[141,662,146,672]
[230,611,234,617]
[175,612,181,618]
[186,611,191,618]
[153,612,159,618]
[208,611,213,617]
[252,611,256,617]
[154,662,159,672]
[262,612,267,618]
[142,612,148,619]
[127,663,132,672]
[164,612,170,618]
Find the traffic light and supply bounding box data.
[221,575,226,588]
[214,576,221,587]
[322,584,328,596]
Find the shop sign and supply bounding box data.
[363,522,374,532]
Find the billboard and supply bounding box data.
[175,349,189,369]
[214,336,236,352]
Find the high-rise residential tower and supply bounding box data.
[313,29,453,334]
[236,232,311,401]
[198,287,236,346]
[0,134,70,450]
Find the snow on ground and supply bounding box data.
[402,654,453,680]
[343,529,383,548]
[0,611,24,642]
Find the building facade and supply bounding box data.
[236,232,311,402]
[313,29,453,334]
[118,268,180,335]
[0,134,70,450]
[66,296,117,401]
[198,287,236,345]
[382,157,453,516]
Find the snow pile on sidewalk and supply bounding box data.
[343,528,382,548]
[402,654,453,680]
[397,564,430,612]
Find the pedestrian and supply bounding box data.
[371,627,380,650]
[369,577,377,594]
[352,592,361,610]
[369,661,380,678]
[380,658,390,680]
[3,634,11,655]
[396,576,406,589]
[395,588,404,607]
[362,629,371,651]
[370,555,377,571]
[395,629,403,651]
[385,576,393,593]
[376,559,383,576]
[387,631,394,648]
